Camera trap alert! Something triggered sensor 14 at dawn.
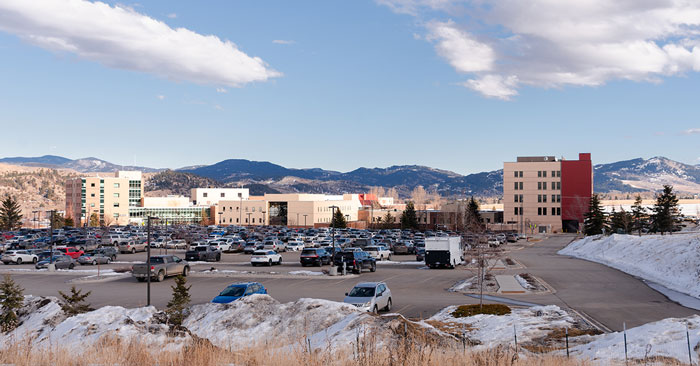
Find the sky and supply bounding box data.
[0,0,699,175]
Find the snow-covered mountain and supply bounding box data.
[0,155,160,173]
[594,156,700,193]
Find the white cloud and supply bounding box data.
[272,39,295,45]
[166,13,177,19]
[683,128,700,135]
[216,87,227,93]
[0,0,281,87]
[378,0,700,99]
[156,95,165,100]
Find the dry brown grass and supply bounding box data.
[0,332,601,366]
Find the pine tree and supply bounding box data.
[464,196,483,232]
[0,196,23,231]
[630,195,647,236]
[50,212,65,228]
[166,275,191,327]
[583,194,607,235]
[64,216,75,227]
[383,212,393,229]
[651,185,681,235]
[400,201,419,229]
[610,207,632,234]
[331,208,347,229]
[0,274,24,332]
[58,286,94,316]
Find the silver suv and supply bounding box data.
[343,282,392,313]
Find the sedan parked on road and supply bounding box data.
[77,253,112,265]
[300,248,331,267]
[35,255,76,270]
[211,282,267,303]
[343,282,392,313]
[251,250,282,266]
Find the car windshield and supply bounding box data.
[195,247,207,252]
[219,286,246,297]
[149,257,165,264]
[301,249,317,255]
[348,287,375,297]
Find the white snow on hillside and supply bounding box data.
[570,315,700,363]
[427,305,576,348]
[559,234,700,299]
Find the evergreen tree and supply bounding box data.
[89,213,100,227]
[58,286,94,316]
[383,212,393,229]
[331,208,347,229]
[400,201,419,229]
[0,274,24,332]
[651,185,681,235]
[609,207,633,234]
[50,212,65,228]
[464,196,483,232]
[630,195,647,236]
[0,196,23,231]
[64,216,75,227]
[166,275,191,327]
[583,194,607,235]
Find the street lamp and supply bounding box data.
[296,213,300,227]
[146,216,158,306]
[238,192,243,227]
[45,210,56,270]
[261,210,266,226]
[329,205,338,258]
[218,211,223,226]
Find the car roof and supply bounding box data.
[226,282,258,287]
[353,282,383,288]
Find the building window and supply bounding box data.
[542,171,547,177]
[221,193,225,197]
[537,182,542,190]
[91,183,95,187]
[114,202,119,207]
[91,193,95,197]
[557,182,561,190]
[514,182,519,190]
[542,207,547,215]
[543,195,547,203]
[519,182,523,190]
[557,171,561,177]
[551,207,556,215]
[519,171,523,178]
[557,207,561,215]
[551,182,555,190]
[514,194,519,202]
[203,193,208,197]
[236,218,239,223]
[551,171,556,178]
[552,195,556,202]
[514,171,518,177]
[514,207,518,215]
[538,171,542,177]
[90,203,95,207]
[252,207,256,212]
[223,207,226,212]
[557,195,561,202]
[114,183,120,188]
[113,193,119,198]
[537,195,542,203]
[537,207,542,215]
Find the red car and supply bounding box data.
[55,247,84,259]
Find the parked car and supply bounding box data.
[92,247,118,261]
[54,246,84,259]
[185,246,221,262]
[364,245,392,261]
[35,255,75,270]
[131,255,190,282]
[211,282,267,303]
[251,250,282,266]
[166,239,188,250]
[286,239,304,251]
[118,240,147,254]
[263,240,286,252]
[300,248,331,267]
[77,253,111,265]
[343,282,392,313]
[243,243,260,254]
[333,251,376,274]
[208,240,231,252]
[1,250,38,264]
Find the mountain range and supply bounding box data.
[2,155,700,197]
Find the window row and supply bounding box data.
[537,207,561,216]
[223,206,264,212]
[537,181,561,190]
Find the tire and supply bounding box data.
[156,271,164,282]
[79,247,85,252]
[384,298,392,312]
[32,257,37,264]
[373,305,379,314]
[68,263,75,270]
[131,248,136,254]
[216,255,221,262]
[92,260,97,265]
[316,260,322,267]
[268,259,272,267]
[106,259,111,264]
[388,254,392,261]
[16,258,22,265]
[137,277,145,282]
[370,263,376,272]
[182,267,189,277]
[277,258,282,265]
[112,255,117,261]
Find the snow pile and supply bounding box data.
[288,270,324,276]
[185,295,374,349]
[515,275,534,290]
[427,305,576,348]
[559,234,700,298]
[570,315,700,364]
[1,296,179,348]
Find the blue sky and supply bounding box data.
[0,0,699,175]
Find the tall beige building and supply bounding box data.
[503,154,592,234]
[65,171,143,226]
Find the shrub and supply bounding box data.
[0,274,24,332]
[452,304,511,318]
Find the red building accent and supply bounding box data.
[561,153,593,231]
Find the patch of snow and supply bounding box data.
[515,275,534,290]
[559,234,700,299]
[376,260,423,265]
[427,305,576,349]
[288,270,324,276]
[570,315,700,364]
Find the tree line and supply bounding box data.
[584,185,682,236]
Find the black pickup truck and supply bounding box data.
[185,246,221,262]
[333,251,376,274]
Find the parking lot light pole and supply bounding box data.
[47,210,56,267]
[329,205,338,258]
[246,212,252,226]
[146,216,157,307]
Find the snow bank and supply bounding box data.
[288,270,325,276]
[427,305,576,348]
[1,296,179,348]
[570,315,700,364]
[559,234,700,298]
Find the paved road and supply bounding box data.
[3,236,698,329]
[507,234,699,331]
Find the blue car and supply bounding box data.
[211,282,267,304]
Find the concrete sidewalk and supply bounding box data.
[495,275,527,294]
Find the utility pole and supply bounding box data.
[146,216,156,307]
[329,205,338,258]
[246,212,252,226]
[47,210,56,269]
[238,192,243,227]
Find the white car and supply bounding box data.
[2,250,38,265]
[251,250,282,266]
[364,245,392,261]
[343,282,392,313]
[286,239,304,251]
